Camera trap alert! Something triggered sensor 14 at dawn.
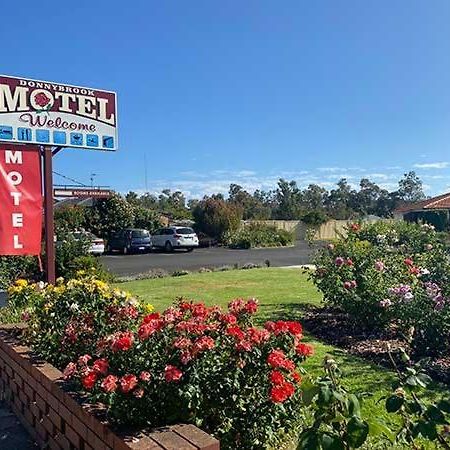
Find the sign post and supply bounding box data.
[0,75,118,283]
[43,146,56,284]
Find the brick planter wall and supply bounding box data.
[0,325,220,450]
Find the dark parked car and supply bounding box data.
[107,229,152,254]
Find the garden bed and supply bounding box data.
[0,324,219,450]
[302,305,450,384]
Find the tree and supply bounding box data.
[228,184,271,220]
[84,195,134,238]
[326,179,358,220]
[274,179,303,220]
[302,184,328,211]
[125,191,140,206]
[397,171,425,203]
[132,206,161,232]
[192,197,242,240]
[54,205,86,236]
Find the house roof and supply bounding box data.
[394,192,450,213]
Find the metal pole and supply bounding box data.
[43,146,56,284]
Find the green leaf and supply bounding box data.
[386,395,404,413]
[347,394,361,417]
[318,386,333,405]
[416,373,432,387]
[301,383,320,406]
[406,375,418,387]
[321,433,346,450]
[367,419,395,441]
[297,429,321,450]
[417,420,438,440]
[346,416,369,448]
[437,399,450,413]
[426,405,446,424]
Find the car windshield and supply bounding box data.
[131,230,149,238]
[176,228,194,235]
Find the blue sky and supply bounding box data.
[2,1,450,198]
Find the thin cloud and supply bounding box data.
[413,162,449,169]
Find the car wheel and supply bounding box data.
[165,241,173,252]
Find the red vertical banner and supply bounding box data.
[0,145,42,255]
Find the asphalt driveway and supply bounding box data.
[101,241,319,276]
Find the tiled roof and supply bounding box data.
[395,192,450,213]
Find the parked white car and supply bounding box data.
[72,231,105,256]
[151,226,199,252]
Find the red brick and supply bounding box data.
[55,432,71,450]
[66,424,82,448]
[36,394,48,415]
[42,414,56,436]
[35,419,48,441]
[30,401,42,421]
[48,407,63,431]
[150,430,197,450]
[171,424,220,450]
[58,403,73,426]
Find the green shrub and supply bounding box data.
[226,224,294,249]
[193,197,242,240]
[311,221,450,355]
[0,256,40,291]
[17,275,150,367]
[61,298,312,449]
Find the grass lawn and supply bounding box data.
[117,268,445,448]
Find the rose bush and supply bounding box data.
[9,273,150,367]
[311,221,450,355]
[62,297,313,449]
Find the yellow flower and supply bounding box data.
[15,279,28,287]
[43,302,53,312]
[143,303,154,313]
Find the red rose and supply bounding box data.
[173,337,192,349]
[409,266,420,275]
[111,331,134,352]
[193,336,215,352]
[226,326,245,341]
[164,365,183,382]
[264,321,276,332]
[221,313,237,324]
[101,375,118,393]
[270,382,295,403]
[192,303,208,318]
[296,343,314,357]
[120,374,138,393]
[228,298,245,314]
[350,223,360,232]
[34,92,50,107]
[77,354,92,366]
[267,349,287,368]
[269,370,285,385]
[143,312,161,323]
[244,298,258,314]
[139,371,151,382]
[404,258,414,267]
[235,340,253,352]
[63,362,77,380]
[92,358,109,375]
[346,258,353,266]
[247,327,270,345]
[287,321,303,336]
[82,371,97,390]
[292,372,302,384]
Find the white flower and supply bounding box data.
[420,268,430,276]
[404,292,414,301]
[69,302,80,312]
